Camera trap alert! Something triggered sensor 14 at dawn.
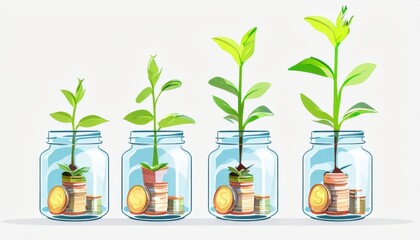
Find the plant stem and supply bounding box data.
[332,45,341,173]
[151,87,159,167]
[237,63,246,170]
[70,103,78,170]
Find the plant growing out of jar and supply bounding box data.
[49,79,108,215]
[210,27,274,215]
[124,55,195,215]
[289,6,376,216]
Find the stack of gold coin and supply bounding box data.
[349,189,366,214]
[229,181,254,214]
[86,195,102,215]
[144,182,168,215]
[254,195,270,215]
[62,181,87,215]
[324,173,349,215]
[168,196,184,214]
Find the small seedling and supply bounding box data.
[50,79,108,174]
[289,6,377,172]
[210,27,274,173]
[124,55,195,171]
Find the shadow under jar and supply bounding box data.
[303,131,373,221]
[39,131,109,221]
[122,131,192,221]
[208,131,279,221]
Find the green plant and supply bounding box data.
[288,6,377,172]
[228,164,254,177]
[58,163,90,176]
[124,55,195,171]
[50,79,108,174]
[210,27,274,171]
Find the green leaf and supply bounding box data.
[57,163,71,173]
[224,114,238,123]
[212,96,238,115]
[300,93,333,121]
[78,115,108,128]
[161,80,182,92]
[240,27,257,63]
[151,163,169,171]
[342,102,377,122]
[158,113,195,129]
[73,166,90,176]
[288,57,334,78]
[314,119,334,128]
[228,166,240,175]
[335,6,353,44]
[124,109,154,125]
[75,78,85,103]
[50,111,72,123]
[148,55,162,86]
[342,63,376,87]
[212,37,242,65]
[244,106,273,127]
[244,82,271,100]
[208,77,238,96]
[140,162,152,170]
[339,164,352,171]
[61,90,76,107]
[136,87,152,104]
[304,16,337,46]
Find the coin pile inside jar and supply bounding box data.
[229,181,254,214]
[168,196,184,214]
[86,195,102,215]
[254,195,270,215]
[323,172,349,215]
[62,177,87,215]
[349,189,366,214]
[144,182,168,215]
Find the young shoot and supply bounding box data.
[50,79,108,175]
[210,27,274,171]
[288,6,377,172]
[124,55,195,171]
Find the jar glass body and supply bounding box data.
[208,131,279,221]
[303,131,372,221]
[39,131,109,221]
[122,131,192,221]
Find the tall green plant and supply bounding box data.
[210,27,274,171]
[50,79,108,173]
[288,6,377,172]
[124,55,195,171]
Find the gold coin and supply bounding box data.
[48,186,69,215]
[127,185,150,214]
[214,185,236,214]
[308,184,331,214]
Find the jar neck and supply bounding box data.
[216,130,271,145]
[47,131,102,145]
[310,130,365,145]
[129,130,185,145]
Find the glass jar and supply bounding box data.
[303,131,372,221]
[208,131,278,221]
[122,131,192,221]
[39,131,109,221]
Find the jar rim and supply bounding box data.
[310,130,365,145]
[129,130,185,145]
[216,130,271,145]
[47,130,102,145]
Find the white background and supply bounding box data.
[0,0,419,239]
